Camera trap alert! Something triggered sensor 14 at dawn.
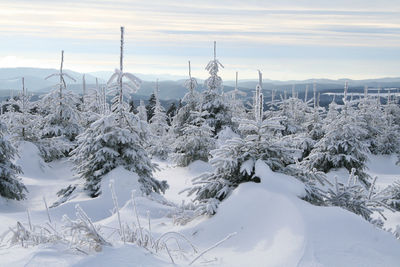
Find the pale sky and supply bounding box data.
[0,0,400,80]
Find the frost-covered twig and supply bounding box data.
[131,190,144,243]
[189,232,236,265]
[110,180,125,243]
[43,196,52,223]
[26,209,32,231]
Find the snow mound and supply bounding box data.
[181,160,400,267]
[51,166,170,222]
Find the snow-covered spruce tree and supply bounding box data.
[271,84,320,161]
[356,86,387,154]
[37,51,82,161]
[301,89,371,185]
[170,61,215,166]
[171,108,215,167]
[371,93,400,155]
[90,78,106,115]
[374,110,400,155]
[384,91,400,126]
[148,80,170,159]
[79,76,99,128]
[0,122,26,200]
[1,77,39,141]
[71,26,167,197]
[145,93,157,122]
[129,99,136,113]
[299,88,325,160]
[185,71,295,215]
[166,102,177,125]
[275,84,310,136]
[201,41,232,134]
[171,60,200,137]
[2,95,19,114]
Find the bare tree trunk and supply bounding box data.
[22,77,25,138]
[313,82,317,109]
[118,26,124,123]
[59,50,64,118]
[188,60,193,94]
[234,71,238,100]
[254,70,263,122]
[304,85,308,103]
[82,74,86,111]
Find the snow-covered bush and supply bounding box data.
[384,180,400,211]
[323,170,391,221]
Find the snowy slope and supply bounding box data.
[1,142,400,266]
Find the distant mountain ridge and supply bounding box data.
[0,68,399,100]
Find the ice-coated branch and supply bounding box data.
[189,232,237,265]
[109,180,125,243]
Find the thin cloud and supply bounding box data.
[0,0,399,79]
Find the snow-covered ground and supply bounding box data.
[1,142,400,266]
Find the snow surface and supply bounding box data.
[1,142,400,266]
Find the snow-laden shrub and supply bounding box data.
[384,180,400,211]
[2,203,111,253]
[36,136,76,162]
[322,169,392,221]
